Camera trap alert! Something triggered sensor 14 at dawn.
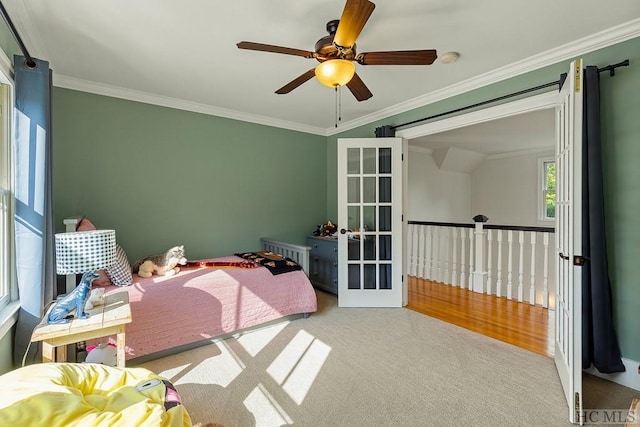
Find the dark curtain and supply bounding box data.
[581,65,625,373]
[12,55,55,366]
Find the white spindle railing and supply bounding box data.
[459,229,467,289]
[496,230,503,298]
[451,228,458,287]
[407,220,555,308]
[507,230,514,300]
[486,229,493,295]
[468,228,474,291]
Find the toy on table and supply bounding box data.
[84,287,105,310]
[313,221,337,237]
[47,271,100,324]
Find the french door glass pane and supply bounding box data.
[364,264,376,289]
[363,148,376,174]
[364,238,376,260]
[348,239,360,260]
[379,148,391,173]
[379,177,391,203]
[363,206,376,231]
[363,177,376,203]
[380,264,392,289]
[379,206,391,231]
[348,177,360,203]
[348,148,360,174]
[348,264,360,289]
[380,235,392,261]
[348,206,360,230]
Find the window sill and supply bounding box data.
[0,300,20,341]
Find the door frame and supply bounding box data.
[396,90,560,280]
[396,89,573,406]
[396,91,559,141]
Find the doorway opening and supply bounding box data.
[396,92,559,356]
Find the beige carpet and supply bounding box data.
[137,290,637,426]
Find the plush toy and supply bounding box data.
[322,221,337,236]
[84,287,105,310]
[85,343,117,366]
[132,245,187,278]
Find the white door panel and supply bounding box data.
[337,138,405,307]
[554,59,583,424]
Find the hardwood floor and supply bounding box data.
[407,276,554,357]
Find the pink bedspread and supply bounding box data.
[96,256,317,361]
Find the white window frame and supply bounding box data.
[538,156,556,222]
[0,51,18,341]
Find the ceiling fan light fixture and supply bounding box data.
[315,59,355,88]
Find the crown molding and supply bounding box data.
[397,92,558,140]
[327,18,640,136]
[52,75,327,136]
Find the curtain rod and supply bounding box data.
[0,1,36,68]
[391,59,630,131]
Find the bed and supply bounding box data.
[64,217,318,363]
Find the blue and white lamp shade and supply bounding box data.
[54,230,116,275]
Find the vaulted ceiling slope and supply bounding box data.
[4,1,640,134]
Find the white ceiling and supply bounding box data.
[3,0,640,136]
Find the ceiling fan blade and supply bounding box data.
[237,41,316,59]
[356,50,438,65]
[275,69,317,94]
[346,72,373,101]
[333,0,376,48]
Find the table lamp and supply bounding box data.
[48,229,116,324]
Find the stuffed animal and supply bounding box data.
[132,245,187,278]
[47,271,99,324]
[85,343,117,366]
[84,287,105,310]
[322,221,337,236]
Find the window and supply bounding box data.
[538,157,556,221]
[0,82,14,313]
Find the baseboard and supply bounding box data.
[585,357,640,391]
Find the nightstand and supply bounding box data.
[307,236,338,294]
[31,291,131,367]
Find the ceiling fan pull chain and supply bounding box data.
[339,85,343,124]
[335,86,338,128]
[334,85,343,128]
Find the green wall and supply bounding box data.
[0,332,12,374]
[52,89,327,262]
[328,37,640,361]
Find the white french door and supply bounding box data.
[337,137,406,307]
[554,59,584,424]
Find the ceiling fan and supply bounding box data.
[236,0,438,102]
